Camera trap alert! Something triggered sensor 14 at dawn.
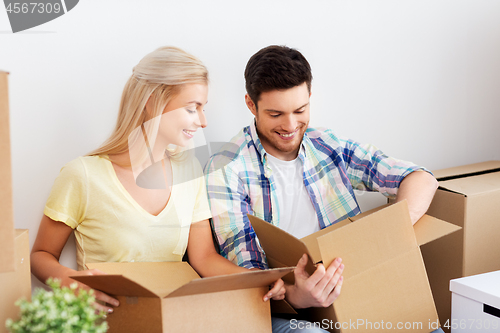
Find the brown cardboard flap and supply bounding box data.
[316,201,416,279]
[333,249,438,332]
[414,215,462,246]
[167,266,294,298]
[300,218,351,263]
[349,203,389,221]
[433,161,500,181]
[438,171,500,197]
[248,214,316,274]
[86,262,200,298]
[161,288,272,333]
[270,299,297,314]
[72,274,159,298]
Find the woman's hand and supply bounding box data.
[263,278,286,301]
[67,269,120,313]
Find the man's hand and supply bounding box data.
[264,278,286,301]
[285,254,344,309]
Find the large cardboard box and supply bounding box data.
[0,71,15,273]
[425,161,500,331]
[73,262,293,333]
[0,230,32,333]
[250,201,461,333]
[449,270,500,332]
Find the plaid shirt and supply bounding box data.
[204,121,425,269]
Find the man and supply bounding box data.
[205,45,439,332]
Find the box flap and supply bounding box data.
[300,218,351,263]
[86,262,200,298]
[349,204,389,221]
[316,201,416,278]
[450,271,500,310]
[413,214,462,246]
[433,161,500,181]
[166,267,294,298]
[316,201,440,329]
[438,171,500,197]
[248,214,316,274]
[72,274,159,298]
[271,299,297,314]
[352,203,461,246]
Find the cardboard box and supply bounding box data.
[425,161,500,330]
[0,71,15,273]
[249,201,461,333]
[449,270,500,332]
[0,230,32,333]
[72,262,293,333]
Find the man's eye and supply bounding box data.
[295,110,305,114]
[270,114,280,118]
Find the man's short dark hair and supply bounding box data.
[244,45,312,107]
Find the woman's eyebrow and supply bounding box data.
[188,100,207,106]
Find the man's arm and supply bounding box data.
[204,155,267,270]
[339,137,437,224]
[395,170,438,225]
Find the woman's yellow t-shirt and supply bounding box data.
[44,155,212,270]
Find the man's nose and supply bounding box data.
[282,115,298,132]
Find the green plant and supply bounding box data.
[6,278,108,333]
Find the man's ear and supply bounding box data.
[245,94,257,116]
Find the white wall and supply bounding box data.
[1,0,499,291]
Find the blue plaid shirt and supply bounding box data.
[204,121,425,269]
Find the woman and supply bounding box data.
[31,46,285,313]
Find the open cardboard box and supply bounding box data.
[72,262,293,333]
[249,200,461,333]
[0,70,16,273]
[424,161,500,331]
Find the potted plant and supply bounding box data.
[6,278,108,333]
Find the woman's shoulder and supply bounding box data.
[59,155,109,177]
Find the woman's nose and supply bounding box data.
[196,110,207,128]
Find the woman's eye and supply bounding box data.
[186,109,196,114]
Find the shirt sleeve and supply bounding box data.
[339,137,430,198]
[43,158,88,229]
[204,154,267,270]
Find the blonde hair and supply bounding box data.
[88,46,208,162]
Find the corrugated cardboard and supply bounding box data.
[426,161,500,331]
[72,262,293,333]
[0,71,15,273]
[0,230,32,333]
[250,201,461,333]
